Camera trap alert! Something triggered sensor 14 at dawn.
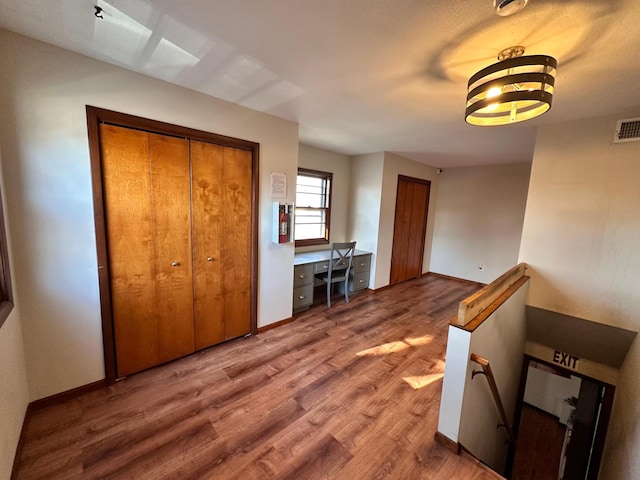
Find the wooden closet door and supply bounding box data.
[101,125,158,376]
[222,146,252,339]
[389,176,430,285]
[101,125,194,377]
[191,141,252,347]
[191,141,225,348]
[149,133,195,362]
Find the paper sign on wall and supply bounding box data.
[270,172,287,199]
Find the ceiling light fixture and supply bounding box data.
[465,46,557,126]
[494,0,529,17]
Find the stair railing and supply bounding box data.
[470,353,515,445]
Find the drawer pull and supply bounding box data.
[360,263,366,266]
[322,265,328,269]
[299,274,306,279]
[298,295,306,300]
[359,279,365,283]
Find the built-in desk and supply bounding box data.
[293,249,372,312]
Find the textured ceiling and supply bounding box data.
[1,0,639,167]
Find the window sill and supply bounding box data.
[295,238,329,248]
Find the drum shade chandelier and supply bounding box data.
[465,46,557,126]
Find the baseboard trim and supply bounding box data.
[434,431,460,454]
[371,284,392,293]
[426,271,486,286]
[29,379,106,412]
[257,316,294,333]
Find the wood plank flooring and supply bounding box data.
[512,404,567,480]
[14,274,504,480]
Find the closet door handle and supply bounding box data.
[207,257,214,262]
[171,261,179,267]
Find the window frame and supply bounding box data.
[295,168,333,247]
[0,185,14,328]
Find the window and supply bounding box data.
[295,168,332,247]
[0,185,14,328]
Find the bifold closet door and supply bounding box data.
[389,176,430,285]
[100,124,195,377]
[191,140,252,348]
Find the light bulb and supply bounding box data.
[487,87,502,98]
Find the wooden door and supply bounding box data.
[220,146,253,339]
[89,106,259,383]
[100,124,194,377]
[192,141,252,347]
[389,175,431,285]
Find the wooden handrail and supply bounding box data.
[455,263,527,327]
[470,353,515,445]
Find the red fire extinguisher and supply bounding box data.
[279,207,288,243]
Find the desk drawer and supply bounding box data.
[314,261,329,274]
[352,271,370,291]
[314,259,350,273]
[354,255,371,273]
[293,284,314,310]
[293,264,314,288]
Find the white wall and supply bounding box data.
[457,281,529,474]
[349,152,439,290]
[349,152,384,288]
[437,326,472,443]
[430,162,530,283]
[377,152,439,288]
[296,144,351,252]
[0,29,299,401]
[0,147,29,480]
[523,367,581,420]
[603,338,640,480]
[519,113,640,480]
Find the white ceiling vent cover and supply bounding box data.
[614,118,640,143]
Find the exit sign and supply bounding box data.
[552,350,580,370]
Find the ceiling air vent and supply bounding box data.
[613,117,640,143]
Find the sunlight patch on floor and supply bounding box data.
[404,335,433,346]
[355,334,433,357]
[402,373,444,390]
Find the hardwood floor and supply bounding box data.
[14,274,504,480]
[512,404,567,480]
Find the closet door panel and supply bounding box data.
[406,182,429,279]
[390,180,414,284]
[222,147,252,339]
[149,133,195,361]
[100,125,159,377]
[191,141,225,349]
[390,177,430,285]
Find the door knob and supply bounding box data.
[171,261,179,267]
[207,257,214,262]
